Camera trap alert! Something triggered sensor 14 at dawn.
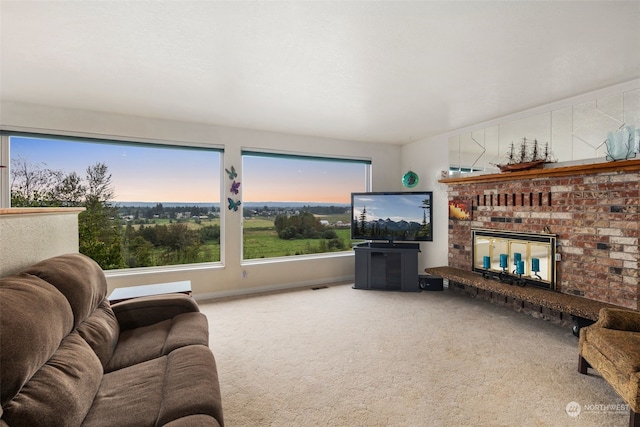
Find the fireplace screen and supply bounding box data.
[471,228,557,290]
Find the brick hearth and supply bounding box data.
[441,159,640,310]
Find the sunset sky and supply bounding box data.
[10,136,366,204]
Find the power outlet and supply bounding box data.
[555,253,561,261]
[242,270,248,279]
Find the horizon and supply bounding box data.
[113,201,351,206]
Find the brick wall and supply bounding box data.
[445,165,639,310]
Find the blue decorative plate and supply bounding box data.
[402,170,419,188]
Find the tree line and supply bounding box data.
[118,203,219,219]
[274,212,345,250]
[244,204,349,217]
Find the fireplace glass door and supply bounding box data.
[471,229,556,290]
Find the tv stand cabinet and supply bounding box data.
[353,242,420,292]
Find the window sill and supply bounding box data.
[242,250,354,266]
[105,261,224,278]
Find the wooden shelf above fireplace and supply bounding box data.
[440,158,640,185]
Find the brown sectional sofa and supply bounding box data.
[0,253,224,426]
[578,307,640,427]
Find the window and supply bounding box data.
[448,166,485,176]
[5,134,222,270]
[241,151,370,259]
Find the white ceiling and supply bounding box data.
[1,1,639,145]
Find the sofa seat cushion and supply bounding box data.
[83,345,223,427]
[584,327,640,374]
[105,312,209,372]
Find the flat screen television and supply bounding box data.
[351,191,433,242]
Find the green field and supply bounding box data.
[125,213,356,262]
[242,215,354,259]
[128,217,220,230]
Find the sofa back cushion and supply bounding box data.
[0,274,74,407]
[1,254,119,424]
[25,254,108,329]
[24,253,119,367]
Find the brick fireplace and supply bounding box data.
[442,159,640,310]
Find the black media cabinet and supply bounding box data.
[353,242,420,292]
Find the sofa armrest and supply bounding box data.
[112,294,200,331]
[593,308,640,332]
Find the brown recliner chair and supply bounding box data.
[578,307,640,427]
[1,253,224,426]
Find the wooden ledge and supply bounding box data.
[425,266,625,320]
[0,207,85,216]
[440,158,640,185]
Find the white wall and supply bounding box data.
[0,209,82,277]
[402,136,450,270]
[448,79,640,170]
[0,102,403,298]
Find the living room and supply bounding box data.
[1,1,639,426]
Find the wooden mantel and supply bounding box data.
[440,158,640,185]
[0,207,85,215]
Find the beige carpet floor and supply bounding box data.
[199,284,628,427]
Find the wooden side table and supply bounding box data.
[108,280,192,304]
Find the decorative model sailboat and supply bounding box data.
[496,138,555,172]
